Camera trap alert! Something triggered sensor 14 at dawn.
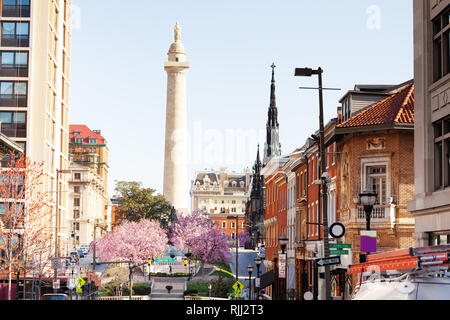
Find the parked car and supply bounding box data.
[42,294,69,300]
[80,245,90,255]
[70,251,79,263]
[77,249,85,258]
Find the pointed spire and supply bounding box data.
[256,144,261,167]
[268,63,278,128]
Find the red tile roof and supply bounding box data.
[69,124,106,145]
[337,82,414,129]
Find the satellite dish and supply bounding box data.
[396,281,416,294]
[304,291,314,301]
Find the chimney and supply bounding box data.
[337,106,342,124]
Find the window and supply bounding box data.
[0,111,26,137]
[73,210,80,219]
[1,21,29,47]
[74,186,80,193]
[231,222,236,229]
[434,118,450,190]
[89,138,97,145]
[433,6,450,82]
[2,0,31,18]
[1,81,27,97]
[0,51,28,76]
[366,165,387,205]
[222,222,226,229]
[73,198,80,207]
[74,173,81,180]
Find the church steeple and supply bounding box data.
[264,64,282,166]
[268,63,279,128]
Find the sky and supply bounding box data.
[69,0,414,198]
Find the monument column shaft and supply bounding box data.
[163,69,189,211]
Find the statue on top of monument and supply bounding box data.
[174,22,181,42]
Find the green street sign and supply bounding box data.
[155,258,176,263]
[330,242,352,249]
[330,250,349,255]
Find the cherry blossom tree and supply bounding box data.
[238,231,252,248]
[93,219,168,264]
[0,153,52,300]
[169,210,231,264]
[191,228,231,263]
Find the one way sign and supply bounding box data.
[315,256,341,267]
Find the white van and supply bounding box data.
[352,272,450,300]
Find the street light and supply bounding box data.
[279,235,288,254]
[227,215,240,285]
[359,188,377,263]
[248,264,253,300]
[295,67,334,301]
[279,234,288,300]
[254,256,262,300]
[53,169,71,293]
[359,188,378,231]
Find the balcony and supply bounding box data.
[355,205,393,226]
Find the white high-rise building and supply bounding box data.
[163,23,189,214]
[0,0,72,256]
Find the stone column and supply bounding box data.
[163,23,189,214]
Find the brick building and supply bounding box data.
[335,81,416,289]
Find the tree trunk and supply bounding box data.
[8,261,12,300]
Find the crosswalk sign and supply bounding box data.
[75,276,86,293]
[232,281,244,293]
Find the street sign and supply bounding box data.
[330,250,349,255]
[315,256,341,267]
[155,258,176,263]
[330,242,352,249]
[279,253,287,279]
[75,276,86,293]
[329,223,346,239]
[232,281,244,293]
[52,280,60,289]
[67,278,75,289]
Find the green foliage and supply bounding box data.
[114,181,176,227]
[132,283,152,295]
[210,276,234,298]
[150,272,189,277]
[185,277,234,298]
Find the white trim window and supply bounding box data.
[361,157,390,205]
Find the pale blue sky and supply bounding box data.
[69,0,413,197]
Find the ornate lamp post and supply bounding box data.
[359,188,378,231]
[359,188,377,263]
[254,256,262,300]
[279,234,288,300]
[248,264,253,300]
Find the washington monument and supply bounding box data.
[163,23,189,214]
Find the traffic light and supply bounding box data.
[148,259,152,266]
[184,258,188,267]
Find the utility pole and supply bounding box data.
[295,67,340,301]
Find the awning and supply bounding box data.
[255,269,274,292]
